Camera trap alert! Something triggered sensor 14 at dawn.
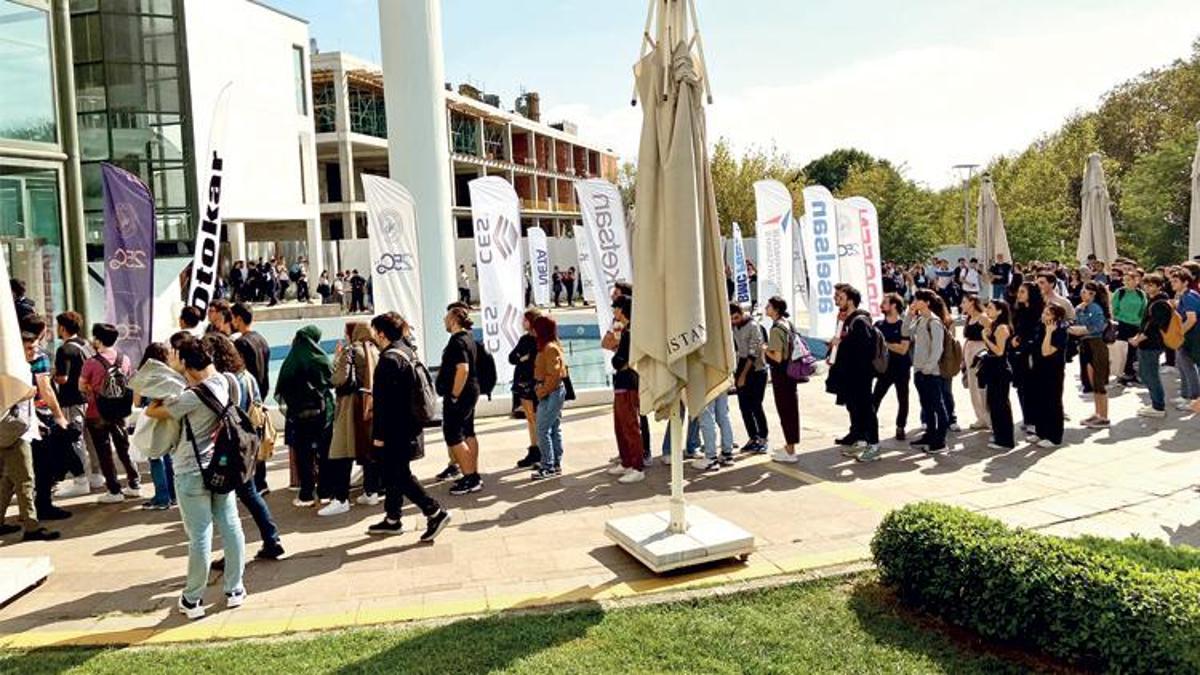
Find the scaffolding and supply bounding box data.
[347,83,387,138]
[450,111,479,156]
[313,81,336,133]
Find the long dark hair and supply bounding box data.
[532,315,559,351]
[988,299,1012,330]
[1083,281,1112,319]
[140,342,170,368]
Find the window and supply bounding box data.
[293,45,307,115]
[0,1,57,143]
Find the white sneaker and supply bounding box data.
[1171,397,1187,406]
[659,454,672,466]
[1025,434,1040,444]
[225,588,247,609]
[1177,401,1197,412]
[690,457,712,470]
[178,596,205,620]
[618,469,645,484]
[1138,406,1166,418]
[948,423,962,432]
[56,479,90,498]
[97,492,124,504]
[771,450,799,464]
[969,422,989,431]
[355,493,382,506]
[88,474,106,490]
[1036,439,1060,449]
[606,465,628,476]
[318,499,350,516]
[292,498,315,508]
[122,486,142,498]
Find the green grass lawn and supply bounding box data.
[0,574,1066,675]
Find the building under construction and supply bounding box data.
[310,51,619,243]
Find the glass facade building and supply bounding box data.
[69,0,195,259]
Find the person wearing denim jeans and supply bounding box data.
[1132,275,1174,418]
[1169,272,1200,408]
[175,471,245,614]
[1138,349,1166,413]
[144,455,176,509]
[531,315,568,480]
[535,383,566,477]
[692,393,734,471]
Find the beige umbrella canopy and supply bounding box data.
[1189,121,1200,260]
[975,174,1011,266]
[1077,152,1119,265]
[630,0,733,422]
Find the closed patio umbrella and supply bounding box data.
[630,0,734,532]
[1077,153,1119,265]
[1190,121,1200,260]
[975,174,1011,267]
[0,250,34,411]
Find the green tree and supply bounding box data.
[802,148,876,192]
[710,138,804,236]
[839,163,939,263]
[1121,127,1196,266]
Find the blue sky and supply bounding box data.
[275,0,1200,187]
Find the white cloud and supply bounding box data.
[547,2,1200,188]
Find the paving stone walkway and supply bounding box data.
[1,367,1198,647]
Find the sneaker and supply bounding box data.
[530,467,558,481]
[606,465,629,476]
[97,492,124,504]
[684,450,702,460]
[367,518,404,536]
[894,428,906,441]
[434,464,461,482]
[419,510,451,543]
[292,498,315,508]
[969,421,989,431]
[618,469,645,484]
[923,444,948,454]
[771,450,799,464]
[38,506,72,521]
[909,441,930,451]
[1037,439,1060,449]
[949,423,962,433]
[987,442,1010,451]
[141,500,170,511]
[225,588,247,609]
[516,447,541,469]
[659,454,672,466]
[834,435,859,447]
[692,458,720,472]
[21,527,60,542]
[856,445,882,462]
[1138,406,1167,418]
[317,499,350,516]
[355,493,382,507]
[256,541,285,560]
[0,524,20,536]
[1082,417,1110,428]
[56,479,90,498]
[1175,401,1196,412]
[449,476,482,495]
[719,454,735,467]
[1171,397,1187,406]
[121,486,142,498]
[749,441,768,455]
[839,446,862,458]
[88,474,105,490]
[178,596,205,621]
[319,498,331,506]
[1025,434,1040,444]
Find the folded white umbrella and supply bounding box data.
[1190,121,1200,260]
[0,250,35,412]
[1077,152,1119,265]
[975,175,1011,267]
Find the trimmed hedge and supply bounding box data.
[871,502,1200,674]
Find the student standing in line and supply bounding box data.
[276,326,335,508]
[531,315,568,480]
[827,285,881,462]
[1028,305,1069,448]
[981,300,1015,450]
[439,303,483,495]
[961,296,991,431]
[1111,268,1147,386]
[730,303,769,453]
[508,309,542,470]
[1130,273,1173,418]
[607,296,645,483]
[365,312,451,541]
[871,293,912,442]
[906,290,948,453]
[1070,281,1112,428]
[1009,282,1045,431]
[931,295,961,433]
[51,311,97,498]
[326,322,380,514]
[230,303,272,494]
[80,323,140,504]
[763,296,800,463]
[1170,269,1200,410]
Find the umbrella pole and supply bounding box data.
[668,404,687,533]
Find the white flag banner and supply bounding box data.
[575,179,633,300]
[0,248,35,411]
[792,213,810,314]
[731,222,751,305]
[527,226,551,307]
[835,199,868,315]
[845,196,884,320]
[800,186,841,339]
[468,177,524,385]
[363,175,423,334]
[753,180,794,311]
[574,225,598,305]
[188,82,233,312]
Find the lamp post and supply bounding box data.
[952,163,979,250]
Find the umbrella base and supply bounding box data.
[605,506,755,574]
[0,556,51,605]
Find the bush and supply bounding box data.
[871,502,1200,673]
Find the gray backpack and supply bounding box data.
[0,404,31,449]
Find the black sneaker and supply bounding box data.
[419,510,451,543]
[516,446,541,469]
[834,435,859,447]
[530,467,558,481]
[719,455,735,467]
[449,475,482,495]
[924,444,948,454]
[0,524,22,536]
[38,506,72,521]
[367,518,404,536]
[256,541,285,560]
[435,464,461,482]
[22,528,60,542]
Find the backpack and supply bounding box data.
[475,339,498,398]
[0,405,30,449]
[93,354,133,421]
[385,347,440,428]
[867,322,890,376]
[184,375,259,494]
[782,322,817,383]
[937,323,964,379]
[1163,310,1185,351]
[334,347,359,397]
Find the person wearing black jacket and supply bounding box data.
[1130,274,1173,417]
[365,312,450,542]
[828,285,880,461]
[1009,282,1044,431]
[508,310,542,469]
[607,296,644,483]
[231,303,272,493]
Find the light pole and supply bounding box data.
[952,163,979,250]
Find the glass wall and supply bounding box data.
[0,0,57,144]
[0,165,67,322]
[70,0,194,259]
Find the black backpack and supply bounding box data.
[385,347,439,428]
[93,354,133,421]
[184,375,259,494]
[475,339,498,398]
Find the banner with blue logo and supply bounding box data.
[363,175,424,339]
[731,222,751,305]
[753,180,794,311]
[801,185,842,340]
[101,163,156,366]
[527,226,551,307]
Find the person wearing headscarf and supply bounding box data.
[276,325,334,508]
[322,321,380,516]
